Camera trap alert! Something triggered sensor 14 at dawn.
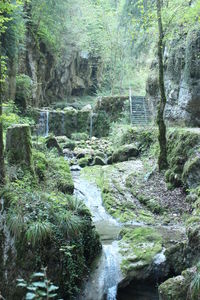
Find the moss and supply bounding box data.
[166,129,200,187]
[137,210,155,224]
[119,227,162,275]
[6,124,33,171]
[112,144,139,163]
[182,155,200,189]
[71,132,88,141]
[49,156,74,194]
[32,149,48,180]
[2,147,101,299]
[78,156,91,168]
[186,216,200,226]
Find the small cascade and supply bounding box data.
[153,248,166,266]
[37,109,49,137]
[104,242,122,300]
[152,248,168,282]
[73,173,122,300]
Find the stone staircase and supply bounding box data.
[130,96,151,126]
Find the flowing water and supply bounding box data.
[72,172,169,300]
[37,110,49,137]
[73,173,122,300]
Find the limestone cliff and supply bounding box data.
[18,30,102,108]
[146,28,200,126]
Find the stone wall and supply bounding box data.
[146,28,200,126]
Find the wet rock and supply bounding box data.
[6,124,33,170]
[107,156,113,165]
[112,144,139,163]
[93,156,106,166]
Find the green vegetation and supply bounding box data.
[0,138,100,298]
[119,227,162,274]
[166,129,200,187]
[190,262,200,300]
[17,268,60,299]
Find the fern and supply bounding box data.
[26,221,52,247]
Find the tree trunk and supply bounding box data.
[0,42,6,185]
[156,0,168,171]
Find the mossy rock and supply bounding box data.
[45,136,62,155]
[78,156,91,168]
[112,144,139,163]
[166,130,200,187]
[6,124,33,170]
[93,156,106,166]
[182,155,200,189]
[119,227,162,278]
[159,267,195,300]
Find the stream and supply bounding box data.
[73,172,122,300]
[72,172,161,300]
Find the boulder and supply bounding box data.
[182,155,200,188]
[159,267,196,300]
[45,136,62,155]
[6,124,33,170]
[112,144,139,163]
[93,156,105,166]
[78,156,91,168]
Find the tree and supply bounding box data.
[0,0,23,185]
[0,42,6,185]
[156,0,168,171]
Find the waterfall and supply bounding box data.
[37,109,49,137]
[73,174,122,300]
[104,242,122,300]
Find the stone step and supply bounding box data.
[130,96,151,126]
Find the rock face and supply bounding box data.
[6,124,33,169]
[19,28,102,107]
[146,28,200,126]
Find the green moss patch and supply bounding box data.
[166,129,200,187]
[119,227,162,275]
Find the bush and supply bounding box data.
[15,74,32,110]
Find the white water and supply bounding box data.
[153,248,166,265]
[73,173,122,300]
[37,109,49,137]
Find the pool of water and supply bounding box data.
[117,281,159,300]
